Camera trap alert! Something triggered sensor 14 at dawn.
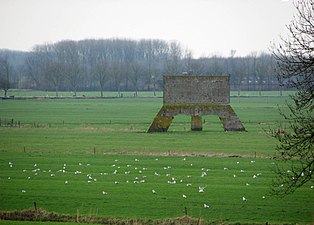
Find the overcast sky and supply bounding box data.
[0,0,295,57]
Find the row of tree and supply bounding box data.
[1,38,279,97]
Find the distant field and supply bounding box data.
[0,89,294,98]
[0,91,313,224]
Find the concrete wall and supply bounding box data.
[163,75,230,104]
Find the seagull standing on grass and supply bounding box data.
[199,186,207,193]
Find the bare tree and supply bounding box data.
[271,0,314,196]
[129,60,144,96]
[55,41,82,96]
[93,62,108,97]
[44,61,63,97]
[0,55,13,97]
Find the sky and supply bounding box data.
[0,0,295,58]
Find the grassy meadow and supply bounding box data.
[0,91,313,224]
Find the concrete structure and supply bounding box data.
[148,75,245,132]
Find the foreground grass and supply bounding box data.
[0,152,313,224]
[1,92,313,224]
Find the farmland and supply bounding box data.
[0,91,313,224]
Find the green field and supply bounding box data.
[0,92,313,224]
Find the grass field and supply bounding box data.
[0,91,313,224]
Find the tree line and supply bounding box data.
[1,38,280,97]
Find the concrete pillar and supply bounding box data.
[191,116,202,131]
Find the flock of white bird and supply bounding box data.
[6,157,302,212]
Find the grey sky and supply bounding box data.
[0,0,295,57]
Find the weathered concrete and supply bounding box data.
[148,75,245,132]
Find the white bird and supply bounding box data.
[21,190,26,193]
[114,181,119,184]
[102,191,107,195]
[253,175,257,178]
[65,181,68,184]
[262,196,265,199]
[182,194,187,199]
[242,197,247,201]
[186,183,192,187]
[201,172,207,177]
[199,186,207,193]
[152,190,156,194]
[240,170,244,173]
[233,174,237,178]
[224,167,228,170]
[246,183,250,186]
[203,204,209,208]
